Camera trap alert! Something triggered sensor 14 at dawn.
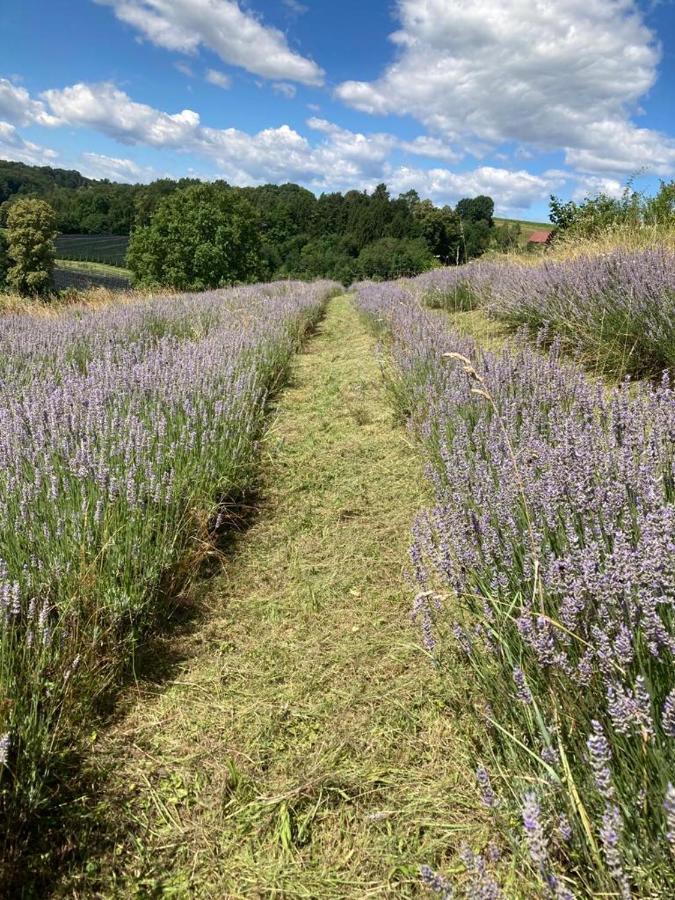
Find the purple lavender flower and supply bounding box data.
[662,690,675,738]
[419,864,453,898]
[476,766,499,808]
[556,814,572,844]
[513,667,533,704]
[587,720,614,800]
[599,805,632,899]
[522,792,548,873]
[665,784,675,855]
[0,733,10,767]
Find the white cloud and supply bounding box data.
[95,0,324,85]
[387,165,565,212]
[175,60,195,78]
[571,175,625,202]
[1,80,559,212]
[0,121,58,165]
[282,0,308,15]
[42,82,201,148]
[272,82,297,100]
[399,136,462,164]
[335,0,674,176]
[205,69,232,90]
[0,78,61,127]
[79,151,155,182]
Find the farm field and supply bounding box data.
[54,233,130,267]
[1,253,674,898]
[54,258,133,291]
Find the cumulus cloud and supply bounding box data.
[571,174,624,201]
[335,0,674,176]
[42,82,201,148]
[95,0,324,85]
[0,121,58,165]
[79,151,156,182]
[0,78,61,127]
[0,80,559,212]
[205,69,232,90]
[388,165,566,212]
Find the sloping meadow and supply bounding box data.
[410,246,675,381]
[0,281,337,841]
[356,280,675,896]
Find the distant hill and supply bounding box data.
[0,160,94,204]
[494,216,552,246]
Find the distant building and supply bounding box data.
[527,229,554,246]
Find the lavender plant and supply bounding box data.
[406,247,675,380]
[0,280,337,839]
[356,279,675,895]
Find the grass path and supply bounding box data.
[56,294,482,897]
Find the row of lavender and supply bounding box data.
[411,246,675,380]
[356,280,674,896]
[0,281,336,836]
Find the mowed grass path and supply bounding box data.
[56,295,482,897]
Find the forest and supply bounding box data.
[0,160,509,284]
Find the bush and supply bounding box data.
[5,199,57,296]
[357,237,435,280]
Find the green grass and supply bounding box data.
[46,295,487,897]
[55,258,133,279]
[494,217,552,247]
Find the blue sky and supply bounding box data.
[1,0,674,220]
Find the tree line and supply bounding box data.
[0,161,505,291]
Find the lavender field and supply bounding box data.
[356,277,675,896]
[0,281,336,839]
[408,247,675,381]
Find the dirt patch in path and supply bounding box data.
[53,294,483,898]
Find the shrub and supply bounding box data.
[5,199,57,296]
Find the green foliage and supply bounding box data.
[415,200,463,263]
[357,237,435,280]
[127,184,265,290]
[550,180,675,237]
[6,199,57,296]
[456,195,495,226]
[1,160,499,287]
[0,230,8,286]
[490,221,521,252]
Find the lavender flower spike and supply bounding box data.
[665,784,675,855]
[587,720,614,801]
[522,792,548,874]
[599,805,632,900]
[513,667,533,704]
[420,864,454,898]
[0,733,10,767]
[476,765,499,808]
[662,690,675,738]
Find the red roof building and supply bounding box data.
[527,229,554,244]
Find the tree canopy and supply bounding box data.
[0,160,502,286]
[5,198,57,296]
[127,183,265,290]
